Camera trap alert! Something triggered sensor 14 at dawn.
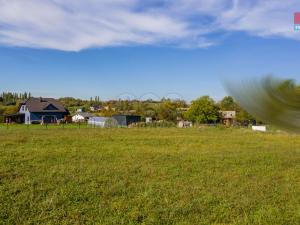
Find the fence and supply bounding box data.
[0,122,94,130]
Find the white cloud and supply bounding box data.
[219,0,300,40]
[0,0,299,51]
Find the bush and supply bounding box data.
[133,121,176,128]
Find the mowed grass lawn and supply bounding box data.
[0,126,299,224]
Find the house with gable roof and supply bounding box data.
[9,97,69,124]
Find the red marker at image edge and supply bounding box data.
[294,12,300,24]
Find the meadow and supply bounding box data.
[0,125,299,224]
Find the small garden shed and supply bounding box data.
[112,115,141,126]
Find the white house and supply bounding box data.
[72,112,94,122]
[145,117,152,123]
[90,106,102,112]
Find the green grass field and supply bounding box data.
[0,126,299,224]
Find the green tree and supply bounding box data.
[220,96,237,111]
[157,100,177,122]
[235,104,255,122]
[186,96,219,123]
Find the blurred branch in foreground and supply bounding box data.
[225,76,300,132]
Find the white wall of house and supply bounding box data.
[19,104,31,124]
[220,111,236,119]
[178,121,193,128]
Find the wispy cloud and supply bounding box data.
[0,0,299,51]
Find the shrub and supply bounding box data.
[133,121,176,128]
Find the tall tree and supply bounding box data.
[186,96,219,123]
[157,100,177,122]
[220,96,237,111]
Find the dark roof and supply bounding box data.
[22,97,68,113]
[113,114,141,117]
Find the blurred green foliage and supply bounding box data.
[227,76,300,132]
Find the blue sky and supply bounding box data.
[0,0,299,100]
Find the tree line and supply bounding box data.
[58,95,254,124]
[0,92,255,124]
[0,92,32,105]
[0,92,32,121]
